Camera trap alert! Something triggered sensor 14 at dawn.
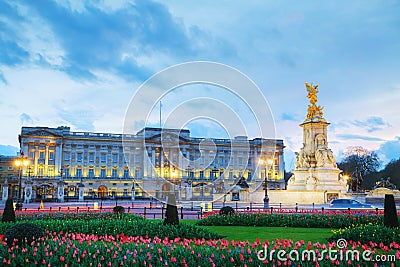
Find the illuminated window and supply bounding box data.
[49,151,54,161]
[123,169,129,178]
[76,168,82,177]
[100,169,106,178]
[112,169,118,177]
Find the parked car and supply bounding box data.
[328,198,374,209]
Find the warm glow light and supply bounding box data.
[267,159,273,166]
[343,175,349,181]
[258,159,265,165]
[14,158,30,167]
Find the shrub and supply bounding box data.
[197,212,384,228]
[4,223,45,246]
[113,205,125,214]
[384,194,399,228]
[2,198,15,223]
[163,193,179,225]
[219,206,235,216]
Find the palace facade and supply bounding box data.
[1,126,285,202]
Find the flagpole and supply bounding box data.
[159,101,162,129]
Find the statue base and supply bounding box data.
[287,168,347,192]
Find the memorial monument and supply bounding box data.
[287,82,348,196]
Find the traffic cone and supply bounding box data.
[40,200,44,210]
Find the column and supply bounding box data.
[34,145,39,176]
[57,181,65,202]
[44,144,49,176]
[151,149,156,178]
[55,141,62,176]
[143,148,148,178]
[24,181,33,203]
[78,185,85,202]
[2,179,8,202]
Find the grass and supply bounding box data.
[199,226,332,244]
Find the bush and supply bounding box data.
[164,193,179,225]
[4,223,45,246]
[2,198,15,223]
[384,194,399,228]
[219,206,235,216]
[197,212,384,228]
[329,224,400,246]
[113,206,125,214]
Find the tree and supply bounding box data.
[338,146,381,175]
[384,194,399,228]
[2,198,16,223]
[163,193,179,225]
[338,146,381,190]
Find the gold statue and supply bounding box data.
[305,81,323,120]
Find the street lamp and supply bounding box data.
[259,158,273,209]
[14,151,29,211]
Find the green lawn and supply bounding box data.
[199,226,332,244]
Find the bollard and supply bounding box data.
[144,207,147,217]
[86,201,88,207]
[312,203,315,211]
[247,207,249,211]
[250,202,253,211]
[348,207,351,213]
[280,203,282,210]
[150,202,152,209]
[235,202,238,211]
[376,207,379,215]
[24,207,27,212]
[181,207,184,219]
[153,214,156,219]
[50,207,52,212]
[295,203,298,213]
[270,207,273,214]
[77,207,79,213]
[88,207,90,212]
[128,207,130,213]
[321,207,325,213]
[68,206,70,211]
[200,206,203,219]
[38,207,40,212]
[59,207,61,212]
[162,206,164,219]
[191,202,193,211]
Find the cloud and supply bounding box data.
[19,113,34,124]
[335,134,384,142]
[280,113,298,121]
[0,70,6,84]
[350,116,390,132]
[0,145,19,156]
[377,137,400,162]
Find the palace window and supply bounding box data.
[64,152,70,161]
[112,154,118,163]
[100,169,106,178]
[49,151,54,161]
[101,153,107,163]
[76,168,82,178]
[199,171,204,179]
[88,168,95,178]
[89,153,94,162]
[112,169,118,178]
[77,153,83,162]
[123,169,129,178]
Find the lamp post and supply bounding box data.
[14,151,29,211]
[259,158,273,209]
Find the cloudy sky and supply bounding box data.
[1,0,399,171]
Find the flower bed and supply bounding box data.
[329,224,400,246]
[0,232,398,266]
[197,212,384,228]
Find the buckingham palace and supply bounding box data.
[6,126,285,203]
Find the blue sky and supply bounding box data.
[0,0,399,171]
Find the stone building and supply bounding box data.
[7,126,285,202]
